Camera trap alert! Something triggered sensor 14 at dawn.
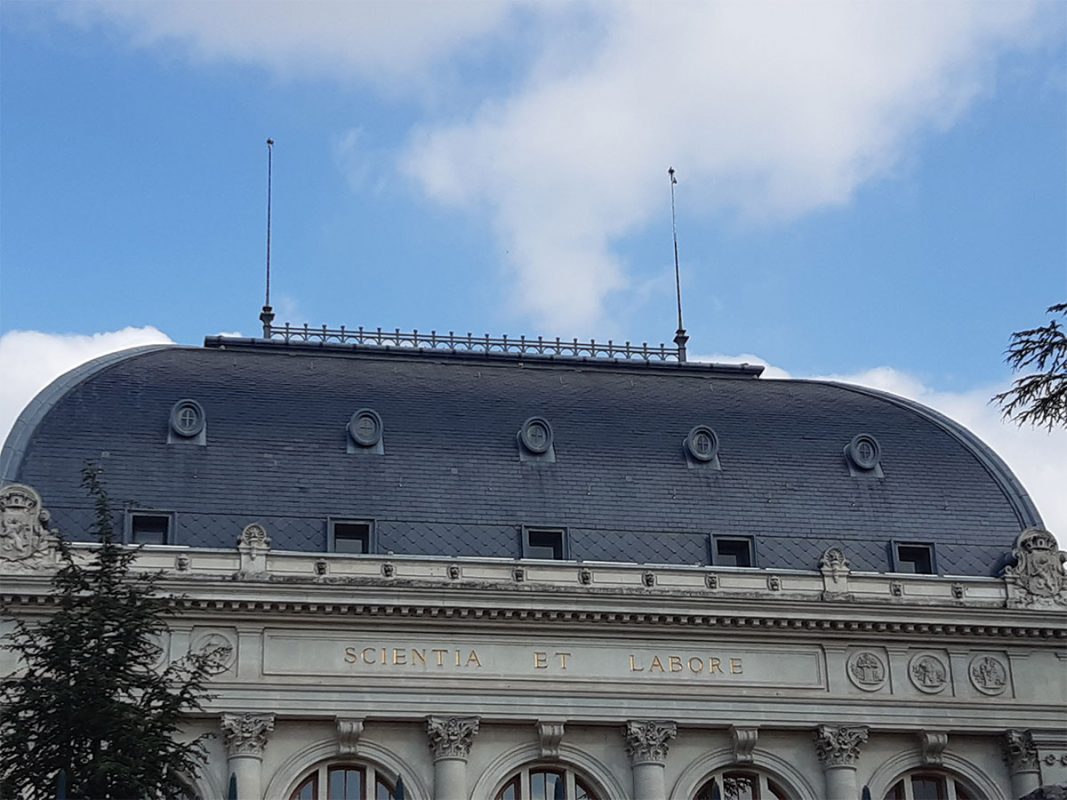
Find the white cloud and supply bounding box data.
[0,327,174,446]
[56,0,522,88]
[402,1,1053,330]
[698,353,1067,542]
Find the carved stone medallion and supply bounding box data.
[847,650,888,692]
[191,628,237,674]
[1003,528,1067,607]
[968,655,1008,696]
[0,483,58,571]
[909,653,949,694]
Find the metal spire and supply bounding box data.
[259,138,276,338]
[668,167,688,362]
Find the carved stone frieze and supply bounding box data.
[814,725,869,768]
[537,720,565,759]
[220,713,275,757]
[625,720,677,765]
[918,731,948,766]
[426,716,480,761]
[0,483,58,571]
[1003,528,1067,607]
[731,726,758,764]
[337,717,364,755]
[1004,729,1039,773]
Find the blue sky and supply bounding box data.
[1,2,1066,531]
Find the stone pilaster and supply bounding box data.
[625,720,677,800]
[1004,730,1040,799]
[220,712,274,800]
[815,725,868,800]
[426,716,479,800]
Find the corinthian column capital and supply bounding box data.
[220,712,275,758]
[625,720,677,766]
[426,716,480,761]
[814,725,868,769]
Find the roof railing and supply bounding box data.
[262,323,683,362]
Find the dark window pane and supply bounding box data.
[897,545,934,574]
[911,776,947,800]
[289,776,316,800]
[495,776,520,800]
[716,539,752,567]
[132,515,169,545]
[722,773,757,800]
[576,777,598,800]
[333,523,370,554]
[376,777,394,800]
[528,530,564,559]
[886,781,906,800]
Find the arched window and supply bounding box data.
[885,773,975,800]
[494,766,601,800]
[695,771,792,800]
[289,764,397,800]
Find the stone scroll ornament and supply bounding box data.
[426,716,480,760]
[1003,528,1067,607]
[625,720,678,765]
[220,713,275,758]
[814,725,869,768]
[0,483,59,571]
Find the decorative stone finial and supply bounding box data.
[220,713,275,758]
[814,725,869,768]
[237,523,271,574]
[426,716,480,761]
[1003,528,1066,607]
[819,547,852,600]
[0,483,58,571]
[625,720,677,765]
[1004,730,1039,774]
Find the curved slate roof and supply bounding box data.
[1,339,1040,577]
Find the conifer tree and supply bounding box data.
[0,466,217,800]
[994,302,1067,430]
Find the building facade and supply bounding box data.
[1,331,1065,800]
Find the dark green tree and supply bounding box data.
[0,466,217,800]
[994,303,1067,430]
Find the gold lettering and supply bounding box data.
[688,657,703,674]
[467,650,482,668]
[629,655,643,672]
[412,649,427,666]
[556,652,571,670]
[650,656,665,673]
[381,648,387,665]
[455,649,461,667]
[344,647,358,664]
[730,657,743,674]
[393,648,406,666]
[433,648,447,667]
[668,656,683,673]
[709,657,723,674]
[362,647,376,665]
[534,651,549,670]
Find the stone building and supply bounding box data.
[1,327,1065,800]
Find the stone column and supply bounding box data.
[625,720,677,800]
[426,716,479,800]
[220,713,275,800]
[1004,730,1041,799]
[815,725,868,800]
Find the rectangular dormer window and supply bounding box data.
[893,542,936,574]
[127,511,172,545]
[712,536,755,567]
[522,527,568,560]
[329,519,374,554]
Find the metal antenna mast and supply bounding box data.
[668,167,688,362]
[259,138,276,338]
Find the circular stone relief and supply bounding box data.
[845,433,881,471]
[518,417,553,454]
[348,408,383,447]
[968,655,1008,696]
[685,425,719,462]
[170,399,205,438]
[190,630,237,674]
[846,650,888,691]
[908,653,949,694]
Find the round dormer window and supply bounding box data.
[348,408,383,447]
[170,399,205,438]
[518,417,553,455]
[685,425,719,462]
[846,433,881,471]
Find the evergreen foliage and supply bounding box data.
[994,303,1067,430]
[0,466,217,800]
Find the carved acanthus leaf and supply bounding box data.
[814,725,869,768]
[220,713,275,757]
[426,716,480,760]
[625,720,677,765]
